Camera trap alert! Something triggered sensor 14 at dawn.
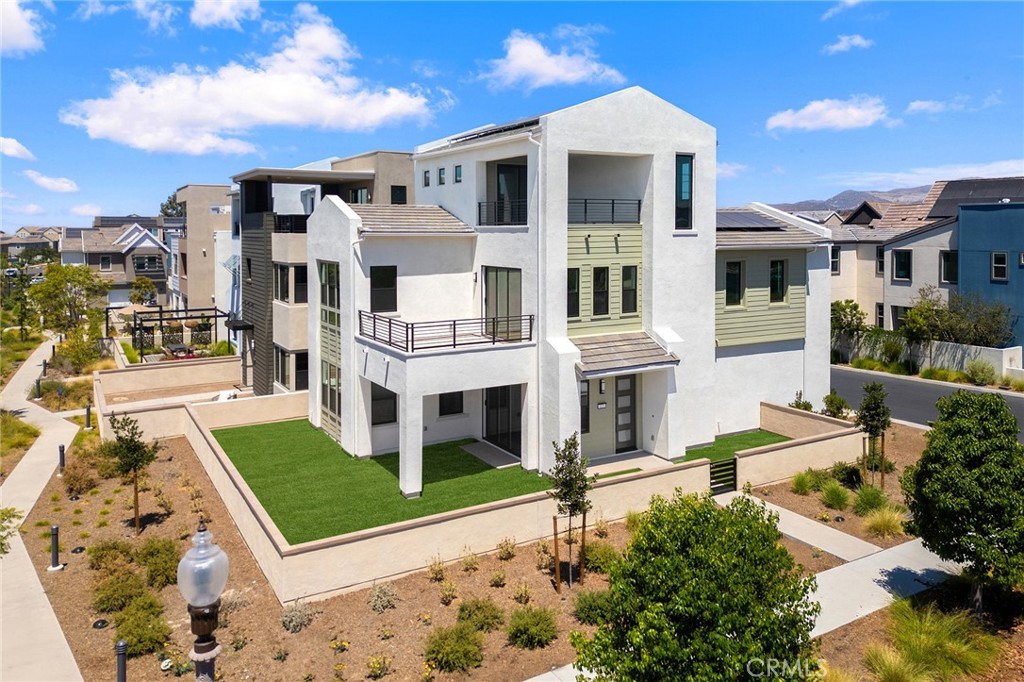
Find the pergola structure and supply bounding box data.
[105,305,231,353]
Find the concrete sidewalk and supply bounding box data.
[1,335,84,682]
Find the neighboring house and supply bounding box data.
[958,202,1024,346]
[794,210,843,227]
[289,86,830,497]
[231,151,414,393]
[0,226,60,257]
[60,222,170,306]
[881,216,959,329]
[169,184,233,316]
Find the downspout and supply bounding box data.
[528,130,543,471]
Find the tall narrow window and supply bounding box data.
[830,246,840,274]
[876,303,884,328]
[621,265,638,314]
[567,268,580,318]
[274,346,290,387]
[992,252,1008,281]
[438,391,463,417]
[294,352,308,391]
[454,165,462,183]
[422,170,430,187]
[580,380,590,434]
[876,246,885,275]
[274,264,290,302]
[769,259,787,303]
[371,383,397,425]
[725,261,744,307]
[390,185,407,205]
[940,251,958,284]
[319,261,339,309]
[893,250,912,281]
[370,265,398,313]
[675,154,693,229]
[294,265,308,303]
[438,167,446,185]
[592,267,609,316]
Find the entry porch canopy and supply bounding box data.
[573,331,680,378]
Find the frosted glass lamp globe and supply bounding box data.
[176,523,229,608]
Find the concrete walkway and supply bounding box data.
[1,335,84,682]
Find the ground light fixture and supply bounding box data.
[176,522,229,682]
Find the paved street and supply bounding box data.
[831,366,1024,437]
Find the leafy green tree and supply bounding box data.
[59,324,100,372]
[855,382,892,486]
[128,276,157,305]
[108,414,161,536]
[947,293,1016,348]
[830,299,866,362]
[0,507,24,555]
[901,391,1024,612]
[548,432,592,588]
[900,286,946,364]
[572,492,820,681]
[160,193,183,217]
[28,263,108,334]
[4,270,35,340]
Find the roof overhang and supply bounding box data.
[358,229,478,238]
[574,331,680,378]
[716,242,827,251]
[231,168,375,184]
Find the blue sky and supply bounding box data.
[1,1,1022,230]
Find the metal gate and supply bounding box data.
[709,458,737,494]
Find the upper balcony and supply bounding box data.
[273,214,308,233]
[567,199,641,224]
[358,311,534,353]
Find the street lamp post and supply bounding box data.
[176,522,229,682]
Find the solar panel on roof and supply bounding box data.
[928,178,1024,218]
[715,211,785,229]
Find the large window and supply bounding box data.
[830,246,840,275]
[294,265,308,304]
[580,380,590,434]
[725,261,744,307]
[622,265,638,314]
[134,255,161,273]
[876,246,885,275]
[940,251,958,285]
[390,185,407,205]
[675,155,693,229]
[349,187,368,204]
[273,264,290,302]
[319,261,339,309]
[438,391,463,417]
[769,259,787,303]
[567,268,580,318]
[274,346,290,387]
[592,267,609,316]
[992,252,1008,281]
[370,266,398,313]
[893,250,912,281]
[371,383,397,425]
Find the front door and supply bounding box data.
[615,375,636,453]
[484,385,522,457]
[483,266,522,341]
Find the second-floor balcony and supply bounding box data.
[568,198,641,224]
[478,199,528,226]
[358,311,534,353]
[274,214,308,233]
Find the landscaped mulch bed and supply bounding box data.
[780,536,845,577]
[753,422,928,549]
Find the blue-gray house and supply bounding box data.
[958,202,1024,345]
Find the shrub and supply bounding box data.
[888,600,1000,677]
[582,540,620,574]
[791,472,813,496]
[134,538,179,589]
[368,583,398,614]
[830,462,862,488]
[821,389,850,418]
[366,654,392,679]
[424,623,483,673]
[457,597,505,632]
[534,540,552,571]
[426,555,445,582]
[863,645,930,682]
[62,458,96,496]
[512,582,531,605]
[804,468,834,492]
[573,590,612,625]
[460,550,479,573]
[820,480,850,510]
[864,507,904,538]
[788,391,813,411]
[624,509,645,534]
[593,517,609,538]
[93,572,147,613]
[851,357,887,372]
[854,485,887,516]
[506,607,558,649]
[964,359,997,386]
[1012,378,1024,392]
[880,337,905,365]
[114,593,170,657]
[120,342,140,364]
[489,571,506,588]
[439,580,458,606]
[497,537,516,561]
[866,451,897,473]
[281,602,318,633]
[87,539,134,573]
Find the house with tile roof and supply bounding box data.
[60,222,170,306]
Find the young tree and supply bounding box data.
[548,432,592,588]
[108,414,161,536]
[7,270,35,340]
[0,507,24,555]
[901,391,1024,613]
[28,263,108,334]
[855,382,892,487]
[573,492,819,681]
[160,193,184,217]
[830,299,867,362]
[128,276,157,305]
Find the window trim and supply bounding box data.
[438,391,464,417]
[724,260,745,307]
[438,167,446,185]
[675,154,693,230]
[830,246,840,275]
[592,266,610,317]
[390,185,407,205]
[567,268,580,319]
[769,259,788,304]
[99,255,111,272]
[892,249,913,282]
[422,170,430,188]
[939,250,958,285]
[621,265,638,314]
[371,383,398,426]
[369,265,398,313]
[454,165,462,184]
[992,251,1009,281]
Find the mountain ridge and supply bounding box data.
[772,185,932,213]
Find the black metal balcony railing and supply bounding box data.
[568,199,641,224]
[274,214,308,233]
[478,199,528,226]
[359,311,534,353]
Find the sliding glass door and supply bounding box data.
[484,385,522,457]
[483,266,522,341]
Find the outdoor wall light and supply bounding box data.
[599,379,606,394]
[177,522,229,682]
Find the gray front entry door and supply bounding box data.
[615,374,636,453]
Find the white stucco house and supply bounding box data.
[295,87,831,498]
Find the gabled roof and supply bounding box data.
[350,205,474,236]
[716,203,830,249]
[927,177,1024,218]
[574,331,679,377]
[842,201,889,225]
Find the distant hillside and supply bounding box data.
[773,185,931,212]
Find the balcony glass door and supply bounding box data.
[483,266,522,341]
[484,384,522,457]
[496,164,527,224]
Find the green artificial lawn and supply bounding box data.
[675,430,790,463]
[213,419,551,544]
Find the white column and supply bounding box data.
[399,392,424,498]
[343,377,373,458]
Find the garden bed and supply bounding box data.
[752,423,928,549]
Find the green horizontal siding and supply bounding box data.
[715,249,806,346]
[568,223,642,336]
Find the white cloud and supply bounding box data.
[905,92,1002,115]
[822,34,874,55]
[190,0,260,30]
[0,188,15,199]
[1,0,48,57]
[60,3,432,155]
[480,24,626,92]
[24,170,79,193]
[71,203,102,216]
[75,0,120,20]
[75,0,178,32]
[717,163,749,179]
[822,0,863,21]
[6,203,45,215]
[766,95,891,132]
[824,159,1024,188]
[0,136,37,160]
[412,60,440,79]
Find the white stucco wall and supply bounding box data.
[883,223,957,327]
